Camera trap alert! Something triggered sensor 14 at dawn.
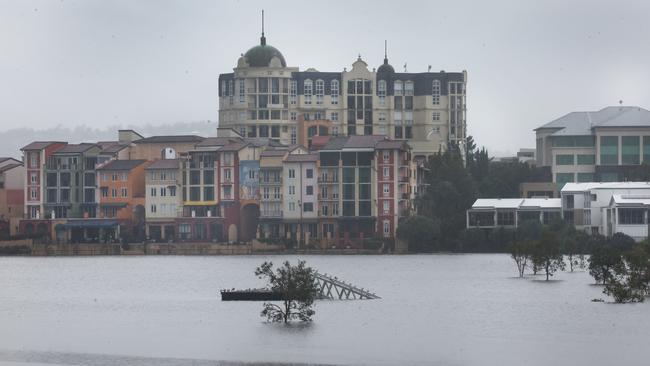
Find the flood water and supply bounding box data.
[0,254,648,366]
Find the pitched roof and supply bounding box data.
[195,137,242,147]
[145,159,180,170]
[610,194,650,206]
[220,141,249,152]
[21,141,65,151]
[321,136,403,151]
[284,153,318,162]
[97,159,147,171]
[99,143,129,154]
[133,135,205,144]
[375,140,406,150]
[0,157,21,165]
[53,143,98,154]
[261,149,290,157]
[536,106,650,136]
[343,135,386,149]
[0,163,23,173]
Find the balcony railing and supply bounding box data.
[260,211,283,218]
[318,177,339,183]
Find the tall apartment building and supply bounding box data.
[217,32,467,158]
[535,106,650,187]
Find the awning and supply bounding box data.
[99,202,128,208]
[63,219,119,229]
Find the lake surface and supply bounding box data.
[0,254,648,366]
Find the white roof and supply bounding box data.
[561,182,650,192]
[471,198,523,209]
[471,197,560,210]
[610,194,650,206]
[520,198,562,209]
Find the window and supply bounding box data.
[30,153,38,168]
[160,187,167,196]
[383,200,390,214]
[111,188,117,198]
[101,187,108,197]
[330,80,339,104]
[30,173,38,184]
[383,184,390,196]
[600,172,619,182]
[151,204,157,214]
[306,169,313,178]
[394,81,403,96]
[331,112,338,122]
[238,79,245,103]
[315,80,324,105]
[289,185,295,195]
[378,80,387,106]
[405,81,414,96]
[577,154,595,165]
[249,169,256,180]
[30,188,37,200]
[383,220,390,237]
[223,169,231,181]
[121,187,128,197]
[321,205,328,216]
[291,127,297,144]
[228,80,234,104]
[432,80,440,105]
[289,169,295,178]
[577,173,594,182]
[497,211,515,226]
[383,166,390,177]
[644,136,650,163]
[289,202,295,211]
[290,80,297,105]
[555,154,574,165]
[619,208,645,225]
[622,136,640,165]
[306,186,313,195]
[432,112,440,121]
[556,173,574,188]
[169,186,176,196]
[600,136,618,165]
[303,202,313,212]
[304,79,312,104]
[379,112,386,122]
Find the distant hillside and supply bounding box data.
[0,121,218,159]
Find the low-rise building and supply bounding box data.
[466,198,562,229]
[605,194,650,241]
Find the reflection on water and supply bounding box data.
[0,255,648,366]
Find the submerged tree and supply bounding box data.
[510,240,532,277]
[531,230,566,281]
[603,245,650,303]
[255,260,319,323]
[588,246,624,285]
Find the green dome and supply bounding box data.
[244,38,286,67]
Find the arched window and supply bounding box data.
[405,81,414,96]
[432,80,440,105]
[330,80,339,105]
[394,80,403,96]
[378,80,387,106]
[315,80,324,105]
[304,79,313,105]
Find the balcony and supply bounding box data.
[399,176,409,183]
[318,177,339,183]
[260,211,283,218]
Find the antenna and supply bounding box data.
[384,40,387,59]
[260,10,266,45]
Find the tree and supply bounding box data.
[510,240,532,277]
[588,246,624,285]
[603,245,650,303]
[531,230,566,281]
[396,215,441,252]
[255,260,319,323]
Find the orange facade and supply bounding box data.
[97,160,148,221]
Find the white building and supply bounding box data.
[561,182,650,237]
[606,194,650,241]
[282,151,318,243]
[466,197,561,229]
[145,159,181,241]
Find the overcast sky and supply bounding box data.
[1,0,649,156]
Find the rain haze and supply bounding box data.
[1,0,650,156]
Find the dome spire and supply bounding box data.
[260,10,266,46]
